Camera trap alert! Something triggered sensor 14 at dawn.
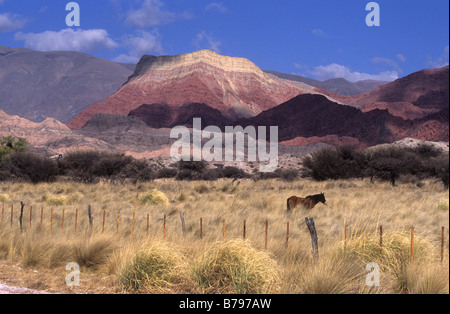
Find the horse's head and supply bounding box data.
[319,193,326,205]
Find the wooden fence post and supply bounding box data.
[305,217,319,263]
[265,220,268,250]
[410,226,414,264]
[286,221,290,249]
[379,225,383,249]
[344,222,347,251]
[147,214,150,238]
[223,219,226,241]
[50,208,53,235]
[243,220,246,240]
[116,211,121,234]
[19,202,25,233]
[62,208,65,232]
[75,208,78,233]
[131,212,135,241]
[163,214,166,240]
[102,210,106,233]
[200,218,203,240]
[441,227,445,264]
[180,211,186,238]
[88,205,93,234]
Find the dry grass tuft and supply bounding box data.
[118,242,190,293]
[192,239,281,294]
[140,189,170,206]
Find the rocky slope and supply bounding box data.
[66,50,337,129]
[348,66,449,120]
[128,103,233,129]
[236,94,449,147]
[0,46,134,123]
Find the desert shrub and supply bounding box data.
[156,167,178,179]
[302,146,366,181]
[177,160,207,172]
[412,143,444,159]
[193,240,280,294]
[426,153,449,189]
[59,151,154,183]
[220,166,249,179]
[118,243,189,293]
[140,189,170,206]
[366,147,423,186]
[0,136,28,162]
[0,152,58,183]
[123,159,156,184]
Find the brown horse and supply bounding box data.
[287,193,326,211]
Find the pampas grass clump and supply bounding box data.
[193,239,281,294]
[118,242,189,293]
[140,189,170,206]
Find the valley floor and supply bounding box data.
[0,178,448,294]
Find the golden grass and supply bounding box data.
[0,178,448,294]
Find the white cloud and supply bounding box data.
[125,0,192,28]
[0,12,27,32]
[427,46,449,68]
[193,31,222,53]
[396,54,406,63]
[309,63,398,82]
[113,30,163,64]
[311,29,328,38]
[371,57,403,74]
[14,28,118,53]
[205,2,228,13]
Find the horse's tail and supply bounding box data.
[287,198,291,212]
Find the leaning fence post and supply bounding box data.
[305,217,319,263]
[19,202,25,233]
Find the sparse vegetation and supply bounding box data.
[302,145,449,188]
[0,178,447,294]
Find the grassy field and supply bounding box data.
[0,178,448,294]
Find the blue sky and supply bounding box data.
[0,0,449,82]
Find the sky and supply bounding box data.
[0,0,449,82]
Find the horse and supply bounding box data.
[287,193,326,211]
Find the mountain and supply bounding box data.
[0,46,134,123]
[236,94,449,147]
[265,70,388,96]
[128,103,233,129]
[348,66,449,120]
[66,50,338,129]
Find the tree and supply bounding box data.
[0,136,29,162]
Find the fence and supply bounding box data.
[1,203,448,264]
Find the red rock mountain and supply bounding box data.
[236,94,449,147]
[128,103,233,129]
[348,66,449,120]
[66,50,335,129]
